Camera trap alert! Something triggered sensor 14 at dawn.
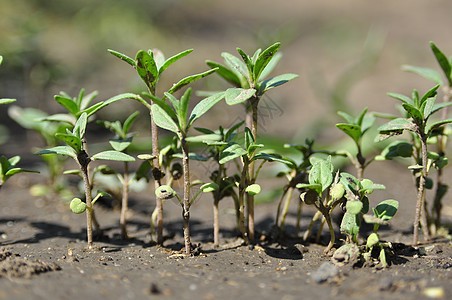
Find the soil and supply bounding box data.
[0,172,451,300]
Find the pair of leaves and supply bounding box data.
[297,156,334,196]
[0,155,39,186]
[98,111,139,152]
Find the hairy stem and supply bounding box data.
[77,149,93,248]
[181,137,191,255]
[120,162,129,239]
[414,134,430,244]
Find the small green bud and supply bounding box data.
[70,198,87,214]
[300,189,318,205]
[245,184,261,196]
[330,183,345,200]
[155,185,176,200]
[366,232,380,248]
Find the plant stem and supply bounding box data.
[120,162,129,239]
[238,157,249,244]
[77,149,93,248]
[245,96,260,244]
[213,164,224,247]
[414,134,430,244]
[181,136,191,255]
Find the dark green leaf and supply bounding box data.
[55,96,78,116]
[251,153,296,168]
[336,123,361,143]
[147,94,178,121]
[108,49,136,67]
[374,199,399,221]
[5,167,39,177]
[225,88,256,105]
[428,102,452,120]
[55,133,82,152]
[225,121,245,141]
[427,118,452,135]
[237,47,254,81]
[91,150,135,162]
[123,111,140,135]
[253,42,281,82]
[378,118,414,135]
[167,68,217,94]
[136,50,158,89]
[206,60,242,87]
[402,103,423,121]
[221,52,248,87]
[419,85,439,105]
[430,42,452,84]
[375,140,413,160]
[159,49,193,74]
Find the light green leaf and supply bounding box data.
[0,99,16,105]
[336,123,361,143]
[109,137,133,152]
[91,150,135,162]
[340,212,360,236]
[55,96,78,116]
[253,42,281,82]
[201,182,219,193]
[151,104,179,134]
[245,184,261,195]
[206,60,242,87]
[123,111,140,135]
[373,199,399,221]
[401,65,443,85]
[378,118,414,135]
[188,91,225,128]
[427,118,452,135]
[221,52,249,87]
[259,52,282,80]
[387,92,413,104]
[309,156,333,192]
[179,88,192,130]
[219,143,247,164]
[225,88,256,105]
[237,47,254,81]
[35,146,77,158]
[346,201,363,215]
[70,198,87,214]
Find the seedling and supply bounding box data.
[36,113,135,248]
[0,155,39,190]
[97,111,140,239]
[336,107,376,179]
[207,42,298,242]
[297,156,343,254]
[149,87,225,254]
[401,42,452,234]
[377,84,452,244]
[109,47,217,245]
[362,199,399,267]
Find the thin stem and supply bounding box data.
[414,134,430,244]
[77,149,93,248]
[120,162,130,239]
[181,136,191,255]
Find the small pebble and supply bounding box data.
[310,262,339,283]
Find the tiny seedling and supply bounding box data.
[109,47,217,245]
[362,199,399,268]
[207,42,298,242]
[377,84,452,244]
[0,155,39,191]
[97,111,140,239]
[36,113,135,248]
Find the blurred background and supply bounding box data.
[1,0,452,155]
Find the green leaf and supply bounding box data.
[148,94,178,121]
[188,92,225,128]
[4,167,39,177]
[79,102,104,118]
[419,85,439,105]
[167,68,217,94]
[346,201,363,215]
[258,73,298,95]
[55,95,78,116]
[378,118,414,136]
[55,133,82,152]
[206,60,242,87]
[155,185,176,200]
[179,88,192,130]
[387,92,412,104]
[225,88,256,105]
[430,41,452,84]
[201,182,219,193]
[253,42,281,82]
[225,121,244,141]
[309,156,333,192]
[123,111,140,135]
[136,50,158,89]
[70,198,87,214]
[426,118,452,135]
[401,65,443,85]
[374,199,399,221]
[336,123,361,143]
[259,52,282,80]
[0,99,16,105]
[237,47,254,81]
[366,233,380,248]
[172,152,208,161]
[337,111,355,124]
[159,49,193,74]
[41,113,76,125]
[375,140,413,160]
[221,52,249,87]
[185,134,222,143]
[251,153,296,169]
[163,91,180,113]
[151,104,179,134]
[91,150,135,162]
[219,143,247,164]
[109,137,133,152]
[35,146,77,158]
[108,49,136,67]
[427,102,452,120]
[402,103,423,121]
[73,112,87,139]
[245,184,261,195]
[340,212,360,236]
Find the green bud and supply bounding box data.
[155,185,176,200]
[330,183,345,200]
[70,198,87,214]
